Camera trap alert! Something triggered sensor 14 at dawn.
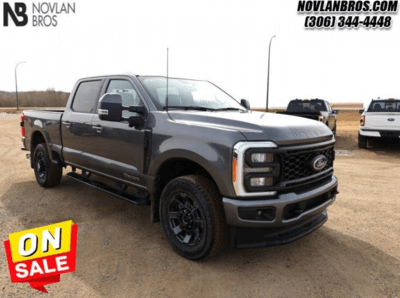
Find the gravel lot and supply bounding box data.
[0,111,399,297]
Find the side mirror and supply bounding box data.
[126,105,145,128]
[98,94,122,121]
[333,110,340,114]
[241,99,250,110]
[358,109,364,114]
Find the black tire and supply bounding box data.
[32,143,63,188]
[159,175,228,260]
[332,125,337,136]
[358,133,368,149]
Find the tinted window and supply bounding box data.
[72,80,103,113]
[368,100,400,112]
[287,100,327,112]
[106,80,143,117]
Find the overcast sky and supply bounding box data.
[1,0,399,108]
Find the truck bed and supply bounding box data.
[23,109,64,153]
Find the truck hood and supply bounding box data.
[168,110,333,144]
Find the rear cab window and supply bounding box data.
[368,100,400,112]
[72,80,103,113]
[287,100,327,112]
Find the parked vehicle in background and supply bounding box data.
[20,74,339,260]
[358,98,400,148]
[277,99,339,135]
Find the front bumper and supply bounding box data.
[223,175,338,248]
[230,210,328,248]
[223,175,338,228]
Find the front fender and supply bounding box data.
[148,138,236,198]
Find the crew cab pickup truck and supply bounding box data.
[21,74,339,260]
[358,98,400,148]
[277,99,339,135]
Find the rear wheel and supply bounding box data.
[33,143,63,188]
[358,133,368,149]
[159,175,228,260]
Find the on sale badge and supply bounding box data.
[3,220,78,293]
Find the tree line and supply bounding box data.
[0,89,70,107]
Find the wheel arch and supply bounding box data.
[150,153,228,223]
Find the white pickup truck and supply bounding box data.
[358,99,400,148]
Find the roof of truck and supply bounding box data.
[78,73,205,82]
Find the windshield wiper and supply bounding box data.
[213,107,246,112]
[163,106,216,111]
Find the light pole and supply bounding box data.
[266,35,276,112]
[15,61,26,110]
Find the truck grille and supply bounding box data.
[281,147,334,182]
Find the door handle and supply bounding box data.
[92,125,103,132]
[63,121,71,128]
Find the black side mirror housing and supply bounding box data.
[126,106,145,128]
[241,99,250,110]
[359,109,364,114]
[98,94,123,121]
[333,110,340,114]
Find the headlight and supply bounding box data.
[251,153,273,163]
[232,141,278,197]
[250,177,273,187]
[250,177,265,187]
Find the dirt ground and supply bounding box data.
[0,111,399,298]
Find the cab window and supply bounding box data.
[106,80,143,117]
[72,80,103,113]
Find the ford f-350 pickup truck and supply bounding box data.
[21,74,339,260]
[277,99,339,135]
[358,98,400,148]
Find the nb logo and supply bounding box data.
[3,2,28,26]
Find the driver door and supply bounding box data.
[89,78,147,187]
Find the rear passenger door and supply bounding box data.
[89,78,147,187]
[61,79,104,169]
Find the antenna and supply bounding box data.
[166,48,169,112]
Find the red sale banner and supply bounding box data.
[3,220,78,293]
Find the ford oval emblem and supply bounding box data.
[388,118,395,121]
[311,155,328,172]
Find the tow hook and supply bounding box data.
[26,153,31,160]
[331,189,340,195]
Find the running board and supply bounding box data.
[66,172,150,206]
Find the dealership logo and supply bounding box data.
[2,2,76,27]
[3,3,28,26]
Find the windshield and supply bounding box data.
[138,77,246,111]
[287,100,327,112]
[368,100,400,112]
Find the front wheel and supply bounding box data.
[33,143,63,188]
[159,175,228,260]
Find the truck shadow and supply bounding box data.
[366,138,400,158]
[1,179,399,297]
[336,131,400,159]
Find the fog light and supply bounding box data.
[250,177,266,187]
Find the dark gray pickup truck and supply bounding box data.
[277,99,339,135]
[21,74,339,260]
